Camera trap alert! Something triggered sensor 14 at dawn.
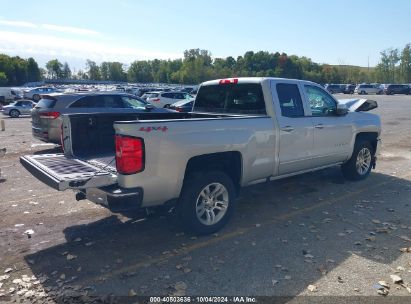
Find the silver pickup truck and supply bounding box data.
[21,77,381,234]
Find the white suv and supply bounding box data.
[354,84,382,95]
[144,91,193,108]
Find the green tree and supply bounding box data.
[46,59,63,79]
[399,44,411,83]
[108,62,126,81]
[27,57,41,82]
[128,60,153,82]
[100,62,110,80]
[86,60,101,80]
[0,72,7,85]
[62,62,71,79]
[98,62,126,81]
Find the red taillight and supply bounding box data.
[152,98,160,102]
[175,107,183,112]
[219,78,238,85]
[39,111,60,119]
[115,135,145,175]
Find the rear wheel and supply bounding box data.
[9,109,20,118]
[178,171,236,235]
[341,141,373,181]
[33,94,40,101]
[164,104,170,108]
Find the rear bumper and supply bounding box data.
[32,127,49,142]
[85,185,143,212]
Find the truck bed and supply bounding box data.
[64,112,247,158]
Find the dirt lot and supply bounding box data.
[1,95,411,303]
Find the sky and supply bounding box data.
[0,0,410,70]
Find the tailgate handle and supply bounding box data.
[69,180,89,188]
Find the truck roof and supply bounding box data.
[201,77,316,86]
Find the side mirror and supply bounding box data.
[336,103,348,116]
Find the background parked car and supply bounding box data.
[169,98,195,112]
[384,84,411,95]
[0,87,23,104]
[354,84,382,95]
[343,84,356,94]
[325,84,345,94]
[1,99,35,118]
[144,91,193,108]
[24,87,56,101]
[31,92,171,143]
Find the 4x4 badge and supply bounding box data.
[138,126,168,133]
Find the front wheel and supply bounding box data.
[163,104,170,108]
[341,141,373,181]
[178,171,236,235]
[9,109,20,118]
[33,94,40,102]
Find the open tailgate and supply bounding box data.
[20,154,117,191]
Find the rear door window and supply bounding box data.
[276,83,305,117]
[102,95,124,108]
[70,96,98,108]
[174,93,185,99]
[194,83,266,114]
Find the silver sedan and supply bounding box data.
[1,99,35,118]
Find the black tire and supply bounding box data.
[163,104,170,108]
[9,109,20,118]
[341,141,374,181]
[33,94,40,102]
[178,171,236,235]
[361,90,366,95]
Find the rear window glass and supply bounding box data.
[194,83,266,115]
[36,98,56,108]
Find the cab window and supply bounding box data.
[276,83,305,117]
[304,85,337,116]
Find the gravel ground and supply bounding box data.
[1,95,411,303]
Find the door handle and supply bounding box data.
[281,126,294,132]
[314,124,324,129]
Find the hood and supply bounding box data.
[337,98,378,112]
